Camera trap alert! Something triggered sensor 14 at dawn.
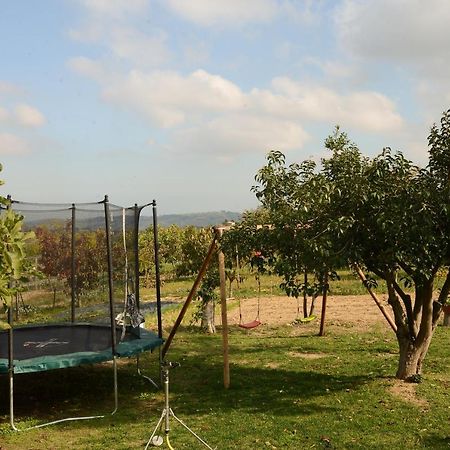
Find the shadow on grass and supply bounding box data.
[421,434,450,449]
[1,348,368,429]
[0,324,413,430]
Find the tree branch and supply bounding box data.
[433,268,450,325]
[397,261,414,277]
[416,281,434,346]
[438,268,450,305]
[392,279,416,340]
[384,271,409,338]
[352,263,397,333]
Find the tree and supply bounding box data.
[35,225,108,303]
[138,224,218,332]
[138,224,184,286]
[0,165,34,329]
[177,226,218,333]
[228,110,450,381]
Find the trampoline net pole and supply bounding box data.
[71,204,76,323]
[152,201,163,340]
[134,204,140,337]
[6,196,17,429]
[103,196,117,357]
[8,292,17,430]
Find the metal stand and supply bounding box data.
[145,361,215,449]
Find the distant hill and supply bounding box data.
[19,210,243,230]
[140,210,242,228]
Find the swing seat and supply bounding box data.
[293,315,317,325]
[239,320,261,329]
[299,314,317,323]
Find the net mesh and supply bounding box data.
[5,199,148,330]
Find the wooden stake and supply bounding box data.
[353,263,397,333]
[319,271,328,336]
[217,228,230,389]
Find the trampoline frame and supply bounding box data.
[3,196,164,431]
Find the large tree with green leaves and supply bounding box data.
[226,110,450,381]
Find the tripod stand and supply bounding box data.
[144,361,216,449]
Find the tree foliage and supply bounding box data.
[0,166,34,329]
[35,225,112,300]
[223,110,450,380]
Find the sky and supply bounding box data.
[1,0,449,214]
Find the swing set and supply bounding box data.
[237,280,262,329]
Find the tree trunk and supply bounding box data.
[201,300,216,333]
[386,274,437,381]
[444,310,450,327]
[396,335,432,380]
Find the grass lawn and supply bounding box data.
[1,298,449,449]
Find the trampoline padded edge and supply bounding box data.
[0,331,164,374]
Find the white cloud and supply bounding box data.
[76,0,148,18]
[0,107,8,122]
[0,81,25,97]
[101,69,245,127]
[300,57,358,80]
[68,57,106,82]
[0,133,30,155]
[13,104,46,127]
[163,0,322,27]
[250,77,404,132]
[109,27,171,67]
[72,58,403,134]
[70,25,170,68]
[171,114,309,158]
[0,102,46,128]
[71,0,169,69]
[335,0,450,63]
[163,0,279,26]
[334,0,450,127]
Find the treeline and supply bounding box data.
[28,223,220,294]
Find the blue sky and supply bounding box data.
[1,0,449,214]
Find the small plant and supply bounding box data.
[0,167,35,329]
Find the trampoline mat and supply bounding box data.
[0,323,163,374]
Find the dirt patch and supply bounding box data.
[264,362,281,369]
[389,379,429,409]
[225,294,392,332]
[288,351,328,359]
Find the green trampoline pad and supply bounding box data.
[0,323,164,374]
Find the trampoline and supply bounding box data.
[0,323,163,374]
[2,196,164,431]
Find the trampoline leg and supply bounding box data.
[9,367,19,431]
[112,355,119,415]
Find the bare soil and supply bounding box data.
[388,379,429,410]
[226,294,391,332]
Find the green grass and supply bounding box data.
[1,310,449,449]
[150,269,387,302]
